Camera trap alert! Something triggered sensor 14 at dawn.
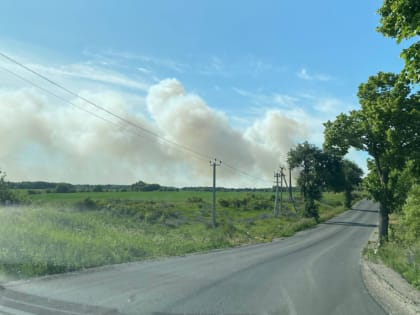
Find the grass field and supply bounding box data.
[0,190,346,280]
[27,190,277,203]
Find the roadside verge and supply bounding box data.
[361,230,420,315]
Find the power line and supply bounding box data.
[0,64,116,127]
[0,51,273,186]
[0,51,212,162]
[0,64,212,164]
[222,162,272,185]
[0,64,206,165]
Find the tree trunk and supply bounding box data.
[344,188,352,209]
[374,157,390,245]
[378,202,389,244]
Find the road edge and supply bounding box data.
[360,230,420,315]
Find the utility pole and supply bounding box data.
[210,158,222,228]
[289,167,293,201]
[282,168,297,213]
[273,171,280,217]
[279,167,284,216]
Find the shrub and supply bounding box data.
[77,198,99,211]
[0,170,20,204]
[218,199,230,207]
[27,189,41,195]
[187,196,203,203]
[402,185,420,242]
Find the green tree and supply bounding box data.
[402,184,420,243]
[377,0,420,83]
[324,72,419,243]
[0,170,18,204]
[131,180,161,192]
[287,142,343,221]
[342,160,364,209]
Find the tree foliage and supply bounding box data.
[131,180,161,192]
[288,142,322,220]
[55,183,75,193]
[342,160,363,209]
[324,72,419,242]
[402,184,420,243]
[377,0,420,83]
[0,170,18,204]
[287,142,347,221]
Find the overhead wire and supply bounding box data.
[0,64,116,127]
[0,51,211,163]
[222,162,272,185]
[0,51,273,186]
[0,63,216,166]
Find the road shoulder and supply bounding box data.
[361,231,420,315]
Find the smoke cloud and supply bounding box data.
[0,79,307,187]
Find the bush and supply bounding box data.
[402,185,420,242]
[187,196,203,203]
[27,189,41,195]
[218,199,230,207]
[218,194,272,211]
[77,197,99,211]
[0,170,20,204]
[370,184,420,289]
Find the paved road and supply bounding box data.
[0,200,386,315]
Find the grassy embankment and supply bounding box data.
[363,185,420,289]
[0,190,347,279]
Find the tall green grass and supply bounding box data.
[372,185,420,289]
[376,241,419,289]
[0,191,347,279]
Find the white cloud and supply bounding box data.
[314,98,343,113]
[232,87,354,149]
[29,63,150,91]
[297,68,311,80]
[297,67,332,81]
[146,79,308,185]
[273,94,299,107]
[233,88,297,109]
[104,50,187,73]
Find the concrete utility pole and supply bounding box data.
[282,167,298,213]
[210,158,222,228]
[289,167,293,201]
[279,167,285,216]
[273,171,280,217]
[275,166,298,216]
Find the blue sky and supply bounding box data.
[0,1,406,186]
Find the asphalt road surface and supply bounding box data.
[0,199,386,315]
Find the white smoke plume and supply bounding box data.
[0,79,307,187]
